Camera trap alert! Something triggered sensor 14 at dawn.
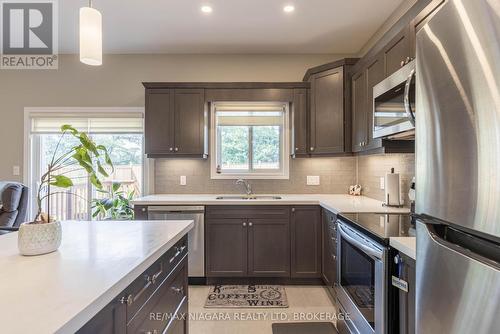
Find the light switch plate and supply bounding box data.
[307,175,320,186]
[180,175,187,186]
[380,177,385,190]
[13,165,20,176]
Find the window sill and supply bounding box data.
[210,173,289,180]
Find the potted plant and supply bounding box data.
[91,182,135,220]
[18,125,113,256]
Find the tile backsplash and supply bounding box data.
[153,153,415,206]
[357,153,415,206]
[154,157,357,194]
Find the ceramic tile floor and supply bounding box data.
[188,285,337,334]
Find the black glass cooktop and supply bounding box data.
[338,213,415,245]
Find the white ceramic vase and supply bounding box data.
[18,221,62,256]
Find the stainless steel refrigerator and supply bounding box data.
[415,0,500,333]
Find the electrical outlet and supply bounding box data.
[13,165,20,176]
[307,175,320,186]
[180,175,187,186]
[380,177,385,190]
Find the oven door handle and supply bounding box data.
[337,223,383,260]
[404,68,416,126]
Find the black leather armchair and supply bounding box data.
[0,182,29,235]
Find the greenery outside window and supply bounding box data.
[210,102,289,179]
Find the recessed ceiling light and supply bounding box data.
[201,5,213,13]
[283,5,295,13]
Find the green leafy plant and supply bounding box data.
[91,182,135,220]
[35,125,113,223]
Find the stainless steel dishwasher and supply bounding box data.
[147,206,205,279]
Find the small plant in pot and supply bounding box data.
[18,125,113,256]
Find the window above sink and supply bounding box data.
[210,102,290,179]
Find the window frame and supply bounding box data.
[23,107,151,221]
[210,102,290,180]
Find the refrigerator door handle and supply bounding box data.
[404,68,416,126]
[420,221,500,270]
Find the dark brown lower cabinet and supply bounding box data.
[398,253,416,334]
[322,209,337,298]
[77,236,188,334]
[205,206,291,278]
[205,218,247,277]
[291,206,321,278]
[248,218,290,277]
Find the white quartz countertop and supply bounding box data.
[132,194,410,214]
[0,220,194,334]
[390,237,416,260]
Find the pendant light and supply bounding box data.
[79,0,102,66]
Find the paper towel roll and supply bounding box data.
[385,171,401,206]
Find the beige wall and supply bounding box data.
[0,53,344,181]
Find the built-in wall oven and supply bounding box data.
[336,220,388,334]
[373,60,416,139]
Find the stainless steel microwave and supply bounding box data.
[373,60,416,139]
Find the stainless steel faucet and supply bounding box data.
[236,179,253,196]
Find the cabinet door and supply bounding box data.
[205,219,247,277]
[351,70,367,152]
[322,210,337,287]
[291,88,309,156]
[383,26,411,77]
[310,67,345,154]
[248,218,290,277]
[173,89,205,155]
[365,54,385,151]
[291,206,321,278]
[76,298,126,334]
[399,253,416,334]
[145,89,175,155]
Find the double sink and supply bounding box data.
[215,195,282,200]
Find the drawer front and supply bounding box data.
[127,257,188,333]
[206,206,290,219]
[125,235,188,321]
[165,297,188,334]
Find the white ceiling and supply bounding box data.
[59,0,406,54]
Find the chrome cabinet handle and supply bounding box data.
[174,147,179,152]
[151,263,163,284]
[119,294,133,305]
[169,245,186,264]
[243,222,247,227]
[310,147,315,151]
[169,147,173,152]
[141,207,146,212]
[291,208,295,213]
[248,222,253,227]
[171,286,184,295]
[295,147,299,151]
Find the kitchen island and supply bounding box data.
[0,220,193,334]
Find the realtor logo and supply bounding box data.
[1,0,58,69]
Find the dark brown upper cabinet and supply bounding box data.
[291,88,309,157]
[145,89,175,155]
[310,67,345,154]
[144,87,206,158]
[303,59,357,156]
[351,70,367,153]
[365,54,385,151]
[383,26,412,77]
[291,206,321,278]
